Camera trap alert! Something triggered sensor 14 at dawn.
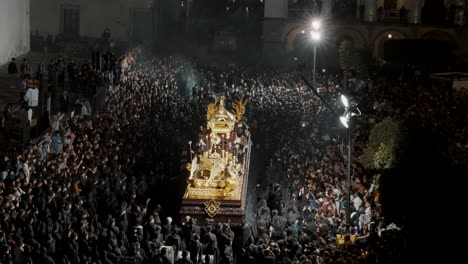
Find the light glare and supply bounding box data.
[311,31,321,41]
[312,20,321,30]
[340,116,349,128]
[341,95,349,108]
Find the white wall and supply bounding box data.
[0,0,30,65]
[30,0,153,41]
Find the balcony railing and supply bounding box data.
[288,8,316,18]
[287,7,460,27]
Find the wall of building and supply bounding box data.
[30,0,153,41]
[282,22,462,60]
[0,0,30,65]
[264,0,288,18]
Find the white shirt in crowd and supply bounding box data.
[81,105,89,116]
[27,108,33,124]
[24,88,39,107]
[51,114,63,131]
[22,162,30,183]
[353,195,363,211]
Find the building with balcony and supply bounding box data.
[23,0,468,68]
[263,0,468,67]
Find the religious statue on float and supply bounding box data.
[186,96,248,197]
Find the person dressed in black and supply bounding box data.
[240,221,254,248]
[400,5,408,24]
[377,6,384,22]
[102,27,111,41]
[360,4,365,20]
[189,234,203,264]
[155,247,171,264]
[201,226,217,256]
[268,184,282,212]
[8,58,18,74]
[60,90,70,114]
[2,104,14,138]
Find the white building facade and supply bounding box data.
[0,0,30,65]
[29,0,174,43]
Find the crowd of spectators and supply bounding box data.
[3,44,463,263]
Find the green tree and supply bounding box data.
[360,117,405,171]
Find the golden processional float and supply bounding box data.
[179,96,251,225]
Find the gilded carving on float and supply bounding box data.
[232,98,248,121]
[185,96,250,199]
[204,200,221,217]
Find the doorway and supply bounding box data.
[61,5,80,37]
[130,8,153,45]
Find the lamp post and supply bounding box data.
[188,141,193,161]
[310,19,321,88]
[340,94,361,233]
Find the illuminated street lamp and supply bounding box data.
[340,115,349,128]
[340,94,361,233]
[311,31,321,41]
[310,19,321,88]
[312,20,321,30]
[341,94,349,108]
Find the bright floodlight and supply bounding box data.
[341,94,349,108]
[311,31,321,41]
[312,20,321,30]
[340,116,349,128]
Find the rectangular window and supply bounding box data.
[61,5,80,37]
